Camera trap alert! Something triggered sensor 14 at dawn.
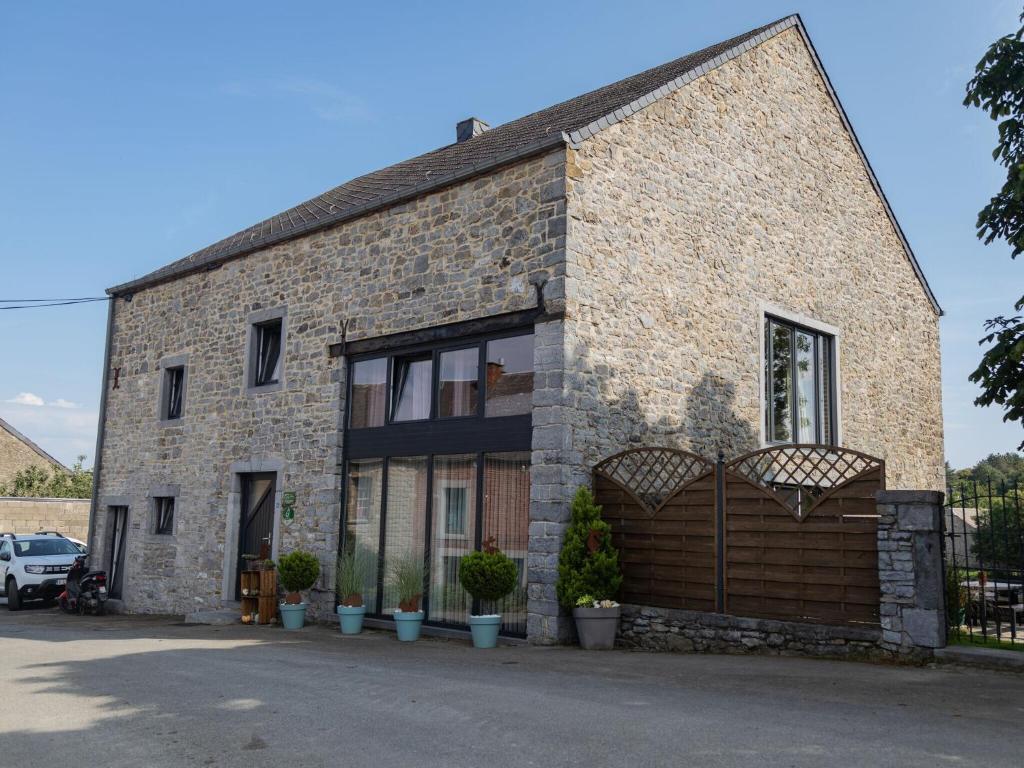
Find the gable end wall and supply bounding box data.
[563,27,943,490]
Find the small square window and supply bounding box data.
[252,319,283,387]
[153,497,175,535]
[164,366,185,420]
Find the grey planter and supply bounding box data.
[572,605,620,650]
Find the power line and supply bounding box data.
[0,297,111,310]
[0,297,108,303]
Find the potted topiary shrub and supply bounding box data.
[276,550,321,630]
[390,551,425,642]
[459,538,519,649]
[335,544,376,635]
[556,486,623,650]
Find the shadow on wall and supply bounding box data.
[581,355,759,466]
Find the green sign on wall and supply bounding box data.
[282,491,296,521]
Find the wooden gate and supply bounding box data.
[593,445,884,627]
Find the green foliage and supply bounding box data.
[945,567,969,630]
[964,14,1024,449]
[971,500,1024,572]
[389,551,425,607]
[556,487,622,609]
[335,544,376,604]
[947,452,1024,492]
[575,594,595,608]
[459,549,518,611]
[276,550,321,593]
[0,456,93,499]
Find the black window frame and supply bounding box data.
[764,315,836,445]
[252,318,283,388]
[153,496,175,535]
[340,326,535,637]
[345,328,534,459]
[164,366,185,421]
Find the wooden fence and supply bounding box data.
[594,445,884,627]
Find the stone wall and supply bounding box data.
[618,605,884,659]
[877,490,945,655]
[0,497,90,540]
[562,27,943,489]
[0,422,62,488]
[96,149,566,617]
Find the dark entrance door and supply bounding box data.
[107,506,129,599]
[236,473,276,600]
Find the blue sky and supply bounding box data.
[1,1,1021,470]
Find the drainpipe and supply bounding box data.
[87,296,116,556]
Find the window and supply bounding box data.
[350,358,387,428]
[442,486,468,535]
[392,355,432,421]
[764,316,834,444]
[252,319,283,388]
[438,348,478,418]
[154,497,175,535]
[485,335,534,416]
[164,366,185,420]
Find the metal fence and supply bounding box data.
[944,480,1024,648]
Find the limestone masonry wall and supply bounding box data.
[0,426,61,487]
[563,27,943,489]
[96,150,566,616]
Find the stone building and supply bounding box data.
[0,417,67,489]
[91,15,943,643]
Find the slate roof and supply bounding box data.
[108,18,782,295]
[108,14,940,314]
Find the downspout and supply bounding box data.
[87,296,116,556]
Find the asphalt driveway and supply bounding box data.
[2,605,1023,768]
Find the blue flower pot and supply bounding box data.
[469,614,501,649]
[279,603,307,630]
[337,605,366,635]
[393,611,424,642]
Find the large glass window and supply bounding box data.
[392,356,433,422]
[381,457,428,613]
[350,358,387,428]
[438,348,479,418]
[764,317,834,444]
[482,452,530,635]
[342,330,534,637]
[485,335,534,416]
[344,460,383,611]
[429,455,477,625]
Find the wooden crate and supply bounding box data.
[240,569,277,625]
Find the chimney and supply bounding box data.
[456,117,489,143]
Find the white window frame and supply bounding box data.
[758,303,842,447]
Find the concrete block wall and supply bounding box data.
[0,497,91,541]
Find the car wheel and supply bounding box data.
[6,579,20,611]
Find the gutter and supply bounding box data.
[107,133,570,297]
[87,296,116,556]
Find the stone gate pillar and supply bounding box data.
[876,490,946,655]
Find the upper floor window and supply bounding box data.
[392,355,432,422]
[153,497,175,535]
[252,319,282,388]
[764,316,834,444]
[348,331,534,429]
[164,366,185,420]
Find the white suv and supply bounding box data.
[0,533,84,610]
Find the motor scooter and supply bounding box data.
[58,556,108,615]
